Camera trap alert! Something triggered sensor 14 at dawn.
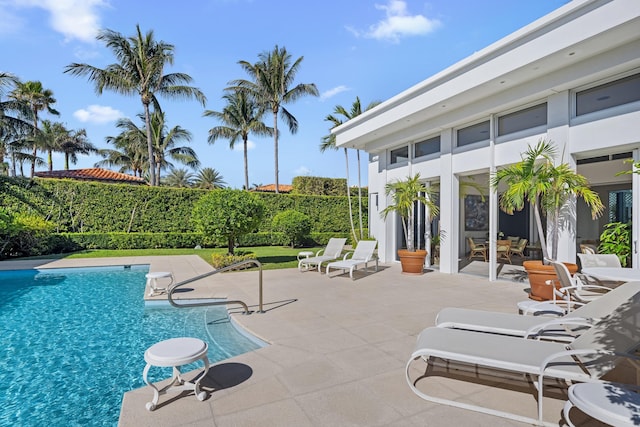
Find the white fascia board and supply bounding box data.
[334,0,640,150]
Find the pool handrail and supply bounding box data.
[167,259,264,314]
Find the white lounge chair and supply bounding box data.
[407,292,640,426]
[551,259,613,304]
[326,240,378,280]
[435,281,640,340]
[298,238,346,273]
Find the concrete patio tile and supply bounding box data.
[215,398,313,427]
[295,381,402,426]
[210,376,291,416]
[325,344,400,377]
[276,356,357,395]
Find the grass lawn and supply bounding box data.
[30,246,325,270]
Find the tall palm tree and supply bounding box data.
[193,167,226,189]
[163,167,194,188]
[0,73,34,174]
[204,89,272,191]
[9,80,59,177]
[58,128,96,170]
[38,120,68,171]
[149,110,199,186]
[64,25,206,186]
[231,45,318,193]
[322,97,381,240]
[97,118,149,177]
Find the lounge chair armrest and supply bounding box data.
[342,251,354,260]
[524,318,593,339]
[540,348,640,375]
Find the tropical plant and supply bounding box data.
[97,118,148,177]
[38,120,67,171]
[322,96,381,241]
[148,110,199,185]
[231,45,318,193]
[9,80,59,177]
[163,167,194,188]
[381,174,439,252]
[192,189,265,254]
[491,139,604,261]
[64,25,206,186]
[598,222,631,267]
[57,128,96,170]
[193,167,226,189]
[204,89,272,191]
[271,209,311,248]
[0,73,34,175]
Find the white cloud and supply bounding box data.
[7,0,108,42]
[294,166,312,176]
[232,140,256,151]
[73,105,123,124]
[320,85,350,101]
[352,0,441,43]
[0,7,24,35]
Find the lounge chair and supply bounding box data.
[510,238,528,258]
[576,253,625,288]
[326,240,378,280]
[407,292,640,426]
[298,238,346,273]
[435,280,640,339]
[496,239,512,263]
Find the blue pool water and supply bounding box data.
[0,266,262,427]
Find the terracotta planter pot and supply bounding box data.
[523,260,579,301]
[398,249,427,275]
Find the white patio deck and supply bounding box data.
[1,255,624,426]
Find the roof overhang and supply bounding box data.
[333,0,640,153]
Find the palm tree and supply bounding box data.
[149,110,199,186]
[0,73,33,174]
[204,89,272,191]
[163,167,194,188]
[9,80,59,177]
[193,167,226,189]
[231,45,318,193]
[96,118,148,177]
[322,97,381,240]
[58,128,96,170]
[64,25,206,186]
[38,120,68,171]
[491,140,604,261]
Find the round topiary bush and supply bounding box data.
[271,209,311,248]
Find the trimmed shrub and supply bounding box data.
[211,251,257,269]
[271,210,311,248]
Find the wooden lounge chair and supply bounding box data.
[326,240,378,280]
[407,292,640,426]
[298,237,346,273]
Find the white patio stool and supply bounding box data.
[563,382,640,426]
[142,337,210,411]
[297,251,314,261]
[517,300,565,316]
[145,271,174,296]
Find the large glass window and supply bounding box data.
[414,136,440,158]
[457,121,489,147]
[576,73,640,116]
[609,190,632,223]
[498,103,547,136]
[389,146,409,164]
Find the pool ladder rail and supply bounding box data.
[167,259,264,314]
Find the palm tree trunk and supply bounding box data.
[243,136,249,191]
[64,154,70,170]
[273,111,279,193]
[533,202,549,262]
[143,103,156,186]
[356,148,364,239]
[407,205,415,252]
[30,112,38,178]
[48,149,53,171]
[344,147,357,244]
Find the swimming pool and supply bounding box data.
[0,265,262,426]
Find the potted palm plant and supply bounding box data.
[491,140,604,300]
[381,173,439,275]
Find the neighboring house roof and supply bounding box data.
[34,168,147,185]
[252,184,293,193]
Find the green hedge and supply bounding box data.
[0,176,368,251]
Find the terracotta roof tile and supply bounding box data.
[35,168,147,185]
[252,184,293,193]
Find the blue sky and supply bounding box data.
[1,0,568,188]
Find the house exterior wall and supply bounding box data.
[333,0,640,276]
